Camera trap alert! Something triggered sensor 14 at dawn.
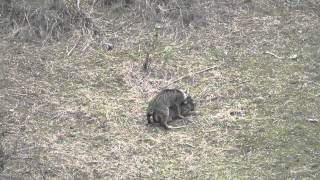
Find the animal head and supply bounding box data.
[181,95,195,115]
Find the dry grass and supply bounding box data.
[0,0,98,42]
[1,0,320,179]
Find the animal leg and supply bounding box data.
[147,113,152,124]
[175,103,185,119]
[160,108,185,129]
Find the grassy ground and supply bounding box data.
[1,1,320,179]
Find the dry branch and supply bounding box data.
[263,51,283,59]
[163,66,217,89]
[67,39,80,56]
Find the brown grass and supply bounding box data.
[1,0,320,179]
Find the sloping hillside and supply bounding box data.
[1,0,319,179]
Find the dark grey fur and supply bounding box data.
[146,89,188,129]
[153,95,195,122]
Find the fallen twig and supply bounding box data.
[307,118,319,123]
[184,143,195,148]
[263,51,283,59]
[163,66,217,89]
[264,51,299,60]
[67,39,80,56]
[142,52,150,72]
[81,40,92,52]
[77,0,81,10]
